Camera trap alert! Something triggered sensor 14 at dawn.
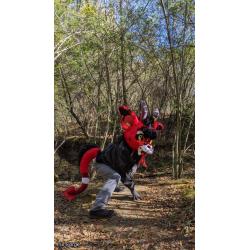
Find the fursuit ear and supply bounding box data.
[118,105,131,116]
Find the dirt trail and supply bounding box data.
[55,174,194,250]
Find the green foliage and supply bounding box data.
[54,0,195,177]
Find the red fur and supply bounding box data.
[153,121,164,130]
[120,111,145,151]
[80,147,101,176]
[63,147,101,201]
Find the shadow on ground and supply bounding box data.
[54,172,194,250]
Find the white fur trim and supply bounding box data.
[81,177,90,184]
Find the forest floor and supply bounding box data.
[54,167,194,250]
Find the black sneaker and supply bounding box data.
[114,186,125,192]
[89,209,115,219]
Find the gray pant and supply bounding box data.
[90,163,121,211]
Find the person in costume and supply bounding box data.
[63,105,156,218]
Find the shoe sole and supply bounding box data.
[89,211,115,219]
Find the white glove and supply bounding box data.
[138,144,154,155]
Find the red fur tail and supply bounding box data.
[63,147,101,201]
